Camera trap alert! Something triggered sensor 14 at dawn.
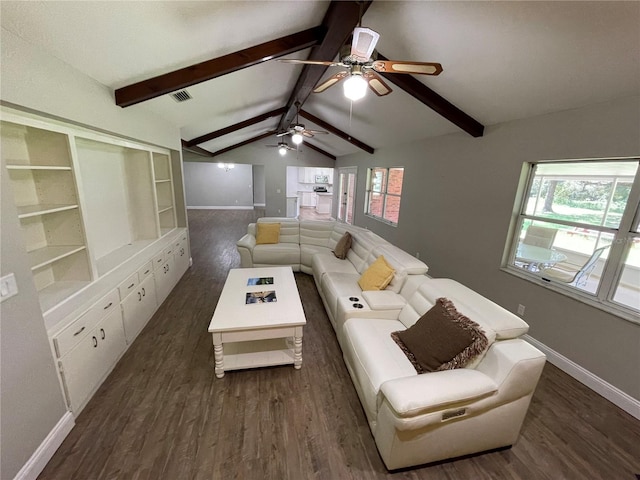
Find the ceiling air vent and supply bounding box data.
[171,90,192,102]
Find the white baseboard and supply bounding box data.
[524,334,640,419]
[187,206,253,210]
[253,203,266,207]
[14,411,74,480]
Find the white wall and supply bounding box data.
[0,27,179,150]
[183,141,334,216]
[184,162,254,208]
[253,165,266,206]
[0,26,183,480]
[338,95,640,401]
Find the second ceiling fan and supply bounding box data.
[277,101,328,145]
[279,27,443,100]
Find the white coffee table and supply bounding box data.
[208,267,306,378]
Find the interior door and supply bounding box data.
[337,167,357,225]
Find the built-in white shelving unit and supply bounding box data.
[152,152,176,236]
[2,110,181,315]
[2,107,190,417]
[2,121,92,312]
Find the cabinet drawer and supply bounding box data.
[165,245,175,256]
[118,272,139,300]
[152,252,165,270]
[54,290,119,358]
[138,261,153,280]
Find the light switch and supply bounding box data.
[0,273,18,302]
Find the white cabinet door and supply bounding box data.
[174,239,190,280]
[155,256,175,304]
[59,307,125,412]
[121,275,158,343]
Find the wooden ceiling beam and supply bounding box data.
[185,107,286,147]
[299,109,374,154]
[210,130,276,157]
[115,27,326,107]
[181,140,214,157]
[303,141,336,161]
[277,1,372,132]
[376,53,484,138]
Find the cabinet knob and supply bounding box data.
[142,287,146,297]
[73,326,86,337]
[138,291,142,301]
[103,302,113,310]
[92,336,98,348]
[100,328,105,340]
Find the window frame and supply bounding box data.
[365,166,404,226]
[503,157,640,325]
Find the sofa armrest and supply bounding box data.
[380,369,498,418]
[236,234,256,268]
[362,290,406,310]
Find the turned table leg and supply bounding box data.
[293,326,303,369]
[212,333,225,378]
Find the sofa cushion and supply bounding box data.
[253,243,300,266]
[342,318,417,422]
[333,232,352,259]
[391,298,489,373]
[358,255,395,291]
[300,245,332,271]
[374,244,428,293]
[410,278,529,339]
[256,222,280,244]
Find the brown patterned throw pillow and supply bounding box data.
[391,297,488,373]
[332,231,352,259]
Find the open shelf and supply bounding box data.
[6,165,72,171]
[39,280,91,314]
[17,204,79,219]
[95,239,158,276]
[29,245,87,271]
[157,206,174,214]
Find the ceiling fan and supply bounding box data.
[266,139,297,156]
[276,101,328,144]
[279,27,443,100]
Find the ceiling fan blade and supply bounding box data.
[305,129,329,135]
[371,60,443,76]
[276,131,290,137]
[278,59,339,66]
[313,71,348,93]
[351,27,379,62]
[302,131,315,138]
[364,71,392,96]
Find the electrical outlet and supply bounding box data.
[517,304,526,316]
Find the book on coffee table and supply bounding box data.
[247,276,274,286]
[245,290,277,304]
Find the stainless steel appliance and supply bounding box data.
[315,174,329,184]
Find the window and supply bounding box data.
[365,167,404,225]
[506,159,640,320]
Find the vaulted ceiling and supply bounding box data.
[2,1,639,160]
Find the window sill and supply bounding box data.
[364,213,398,227]
[501,265,640,326]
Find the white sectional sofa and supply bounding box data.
[236,218,546,470]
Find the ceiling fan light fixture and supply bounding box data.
[343,74,368,101]
[278,145,287,155]
[291,132,303,145]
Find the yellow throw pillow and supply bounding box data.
[358,255,395,291]
[256,223,281,244]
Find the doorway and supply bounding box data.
[337,167,357,225]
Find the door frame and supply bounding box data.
[336,166,357,224]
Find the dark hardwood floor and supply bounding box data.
[39,209,640,480]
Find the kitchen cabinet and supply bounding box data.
[316,193,333,214]
[300,191,317,207]
[297,167,334,184]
